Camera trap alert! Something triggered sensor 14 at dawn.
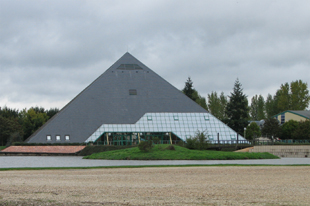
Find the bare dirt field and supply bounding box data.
[0,166,309,205]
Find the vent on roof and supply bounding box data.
[117,64,143,70]
[129,89,137,95]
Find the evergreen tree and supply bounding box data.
[182,77,208,110]
[182,77,196,102]
[224,79,249,136]
[46,107,60,118]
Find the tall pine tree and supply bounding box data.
[224,79,249,136]
[182,77,196,102]
[182,77,208,110]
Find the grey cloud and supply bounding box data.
[1,0,310,109]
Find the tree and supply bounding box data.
[257,95,266,120]
[224,79,249,135]
[265,94,275,118]
[292,120,310,140]
[250,95,266,120]
[275,80,310,112]
[192,90,208,111]
[0,116,23,146]
[0,106,20,119]
[182,77,208,111]
[0,106,59,143]
[207,91,227,121]
[182,77,196,102]
[281,120,299,140]
[290,80,310,110]
[277,83,291,111]
[245,122,261,140]
[21,108,49,140]
[185,130,209,150]
[261,118,281,139]
[46,107,60,118]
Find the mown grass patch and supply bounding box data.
[83,144,279,160]
[0,146,6,151]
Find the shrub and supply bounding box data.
[185,137,197,149]
[185,131,209,150]
[152,137,160,144]
[195,131,209,150]
[138,140,153,152]
[165,145,175,150]
[176,140,185,147]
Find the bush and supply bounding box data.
[138,140,153,152]
[185,137,197,149]
[165,145,175,150]
[152,137,160,144]
[185,131,209,150]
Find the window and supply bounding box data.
[173,115,179,121]
[204,115,209,121]
[117,64,143,70]
[46,135,51,141]
[147,115,152,121]
[56,135,61,141]
[65,135,70,141]
[281,114,285,124]
[129,89,137,95]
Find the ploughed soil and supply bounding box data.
[0,166,309,205]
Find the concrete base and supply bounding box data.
[250,145,310,158]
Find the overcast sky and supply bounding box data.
[1,0,310,110]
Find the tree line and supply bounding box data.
[0,106,59,146]
[182,77,310,140]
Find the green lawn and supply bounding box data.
[0,146,6,151]
[84,144,279,160]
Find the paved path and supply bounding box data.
[0,156,309,168]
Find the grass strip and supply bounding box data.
[1,164,310,171]
[84,144,279,160]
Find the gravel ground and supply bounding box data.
[0,166,309,206]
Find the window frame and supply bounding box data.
[46,135,52,141]
[65,135,70,141]
[56,135,61,141]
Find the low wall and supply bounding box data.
[250,145,310,158]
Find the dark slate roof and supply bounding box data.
[27,52,207,143]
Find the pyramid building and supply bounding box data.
[27,53,245,145]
